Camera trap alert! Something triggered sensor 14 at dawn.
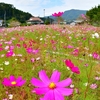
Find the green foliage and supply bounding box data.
[0,3,32,23]
[0,24,100,99]
[44,17,50,25]
[8,17,21,27]
[86,5,100,26]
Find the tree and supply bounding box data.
[0,3,32,25]
[8,17,20,27]
[86,5,100,26]
[45,17,50,25]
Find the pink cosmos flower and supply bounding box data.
[6,51,14,57]
[9,46,14,50]
[7,41,12,45]
[11,37,16,40]
[83,37,86,40]
[90,84,97,89]
[84,63,88,67]
[65,59,80,74]
[81,14,86,19]
[2,75,26,87]
[16,44,21,48]
[31,70,73,100]
[32,49,39,54]
[20,37,24,41]
[31,58,35,63]
[26,48,33,53]
[0,43,2,46]
[23,43,27,48]
[67,45,74,49]
[92,52,100,60]
[52,12,64,17]
[51,40,57,44]
[72,49,79,56]
[0,29,3,32]
[95,77,100,81]
[0,47,3,51]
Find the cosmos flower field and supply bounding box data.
[0,24,100,100]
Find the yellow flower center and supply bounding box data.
[11,81,16,85]
[49,82,56,89]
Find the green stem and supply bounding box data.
[84,64,93,99]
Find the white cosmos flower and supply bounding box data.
[36,57,40,61]
[8,94,13,99]
[69,36,72,39]
[94,33,99,38]
[84,82,88,86]
[70,84,74,88]
[4,61,10,65]
[15,59,18,61]
[0,67,3,70]
[88,54,92,57]
[92,33,99,38]
[40,38,43,41]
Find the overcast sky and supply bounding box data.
[0,0,100,17]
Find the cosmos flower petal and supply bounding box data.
[17,80,26,86]
[9,76,15,82]
[16,76,22,83]
[50,70,60,82]
[54,89,64,100]
[56,78,72,87]
[71,66,80,74]
[43,90,54,100]
[2,78,11,86]
[39,70,50,84]
[56,87,73,96]
[33,87,49,95]
[65,59,74,68]
[40,98,44,100]
[31,77,46,87]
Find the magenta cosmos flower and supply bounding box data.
[52,12,63,17]
[2,75,26,87]
[31,70,73,100]
[65,59,80,74]
[6,51,14,57]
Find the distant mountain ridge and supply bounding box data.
[49,9,87,21]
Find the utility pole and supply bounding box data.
[4,11,6,27]
[43,9,45,17]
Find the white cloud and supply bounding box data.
[62,0,99,10]
[0,0,51,16]
[44,0,100,16]
[0,0,100,16]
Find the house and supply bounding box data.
[74,19,84,24]
[0,20,3,27]
[52,20,66,24]
[70,19,84,25]
[27,17,44,25]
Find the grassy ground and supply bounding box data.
[0,24,100,100]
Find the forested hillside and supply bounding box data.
[86,5,100,26]
[0,2,32,23]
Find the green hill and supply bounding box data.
[49,9,87,22]
[0,2,32,23]
[62,9,87,21]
